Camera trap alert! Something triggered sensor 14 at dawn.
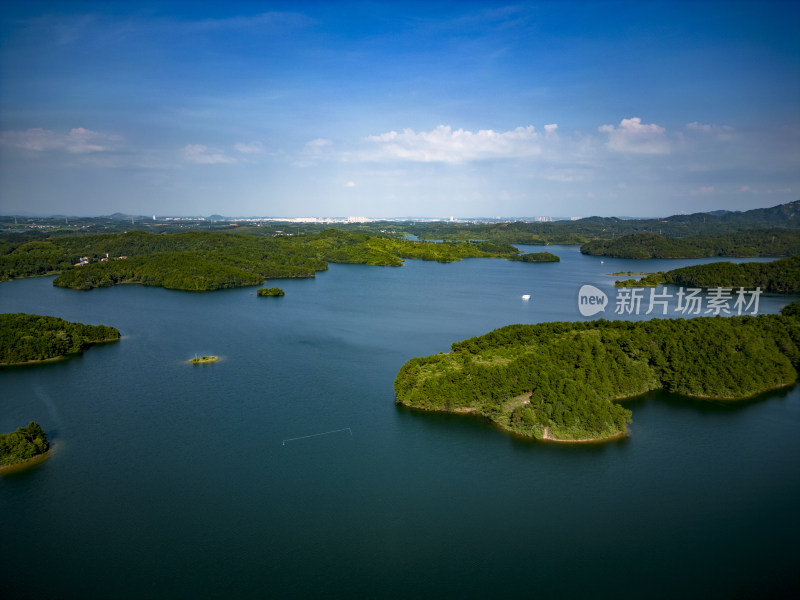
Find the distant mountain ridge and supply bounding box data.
[408,201,800,245]
[659,200,799,226]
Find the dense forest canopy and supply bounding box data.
[257,287,285,297]
[510,252,560,262]
[0,313,120,364]
[395,306,800,442]
[615,256,800,292]
[0,422,49,467]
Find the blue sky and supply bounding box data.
[1,1,798,218]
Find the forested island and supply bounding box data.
[190,355,219,364]
[257,287,285,296]
[0,422,50,469]
[510,251,560,263]
[581,229,800,259]
[395,304,800,442]
[0,313,120,364]
[615,256,800,292]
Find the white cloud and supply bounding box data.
[292,138,334,166]
[362,125,544,163]
[690,186,717,196]
[541,170,586,183]
[738,186,793,195]
[599,117,669,154]
[1,128,61,151]
[234,141,264,153]
[685,121,735,141]
[190,12,313,32]
[66,127,123,153]
[345,181,356,187]
[306,138,333,152]
[183,144,237,164]
[0,127,123,153]
[544,123,558,134]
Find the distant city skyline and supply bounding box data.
[1,1,798,218]
[2,208,778,222]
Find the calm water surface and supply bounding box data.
[2,247,799,599]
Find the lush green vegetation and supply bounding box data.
[395,312,800,441]
[0,229,528,291]
[0,313,120,364]
[0,238,76,278]
[190,355,219,364]
[53,253,270,291]
[257,287,285,296]
[581,229,800,259]
[510,252,560,263]
[782,301,800,318]
[615,256,800,292]
[0,422,49,468]
[316,232,521,264]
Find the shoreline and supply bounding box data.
[541,426,628,443]
[397,401,629,443]
[0,450,51,474]
[586,253,773,260]
[397,376,798,444]
[679,380,796,401]
[190,355,219,364]
[0,336,120,366]
[1,355,69,366]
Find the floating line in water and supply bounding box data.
[282,427,352,446]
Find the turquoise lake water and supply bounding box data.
[1,246,799,598]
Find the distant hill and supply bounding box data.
[661,200,800,226]
[408,201,800,244]
[106,213,150,222]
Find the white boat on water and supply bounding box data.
[521,294,531,300]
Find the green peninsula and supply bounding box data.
[615,256,800,292]
[0,313,120,365]
[395,308,800,442]
[0,422,49,469]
